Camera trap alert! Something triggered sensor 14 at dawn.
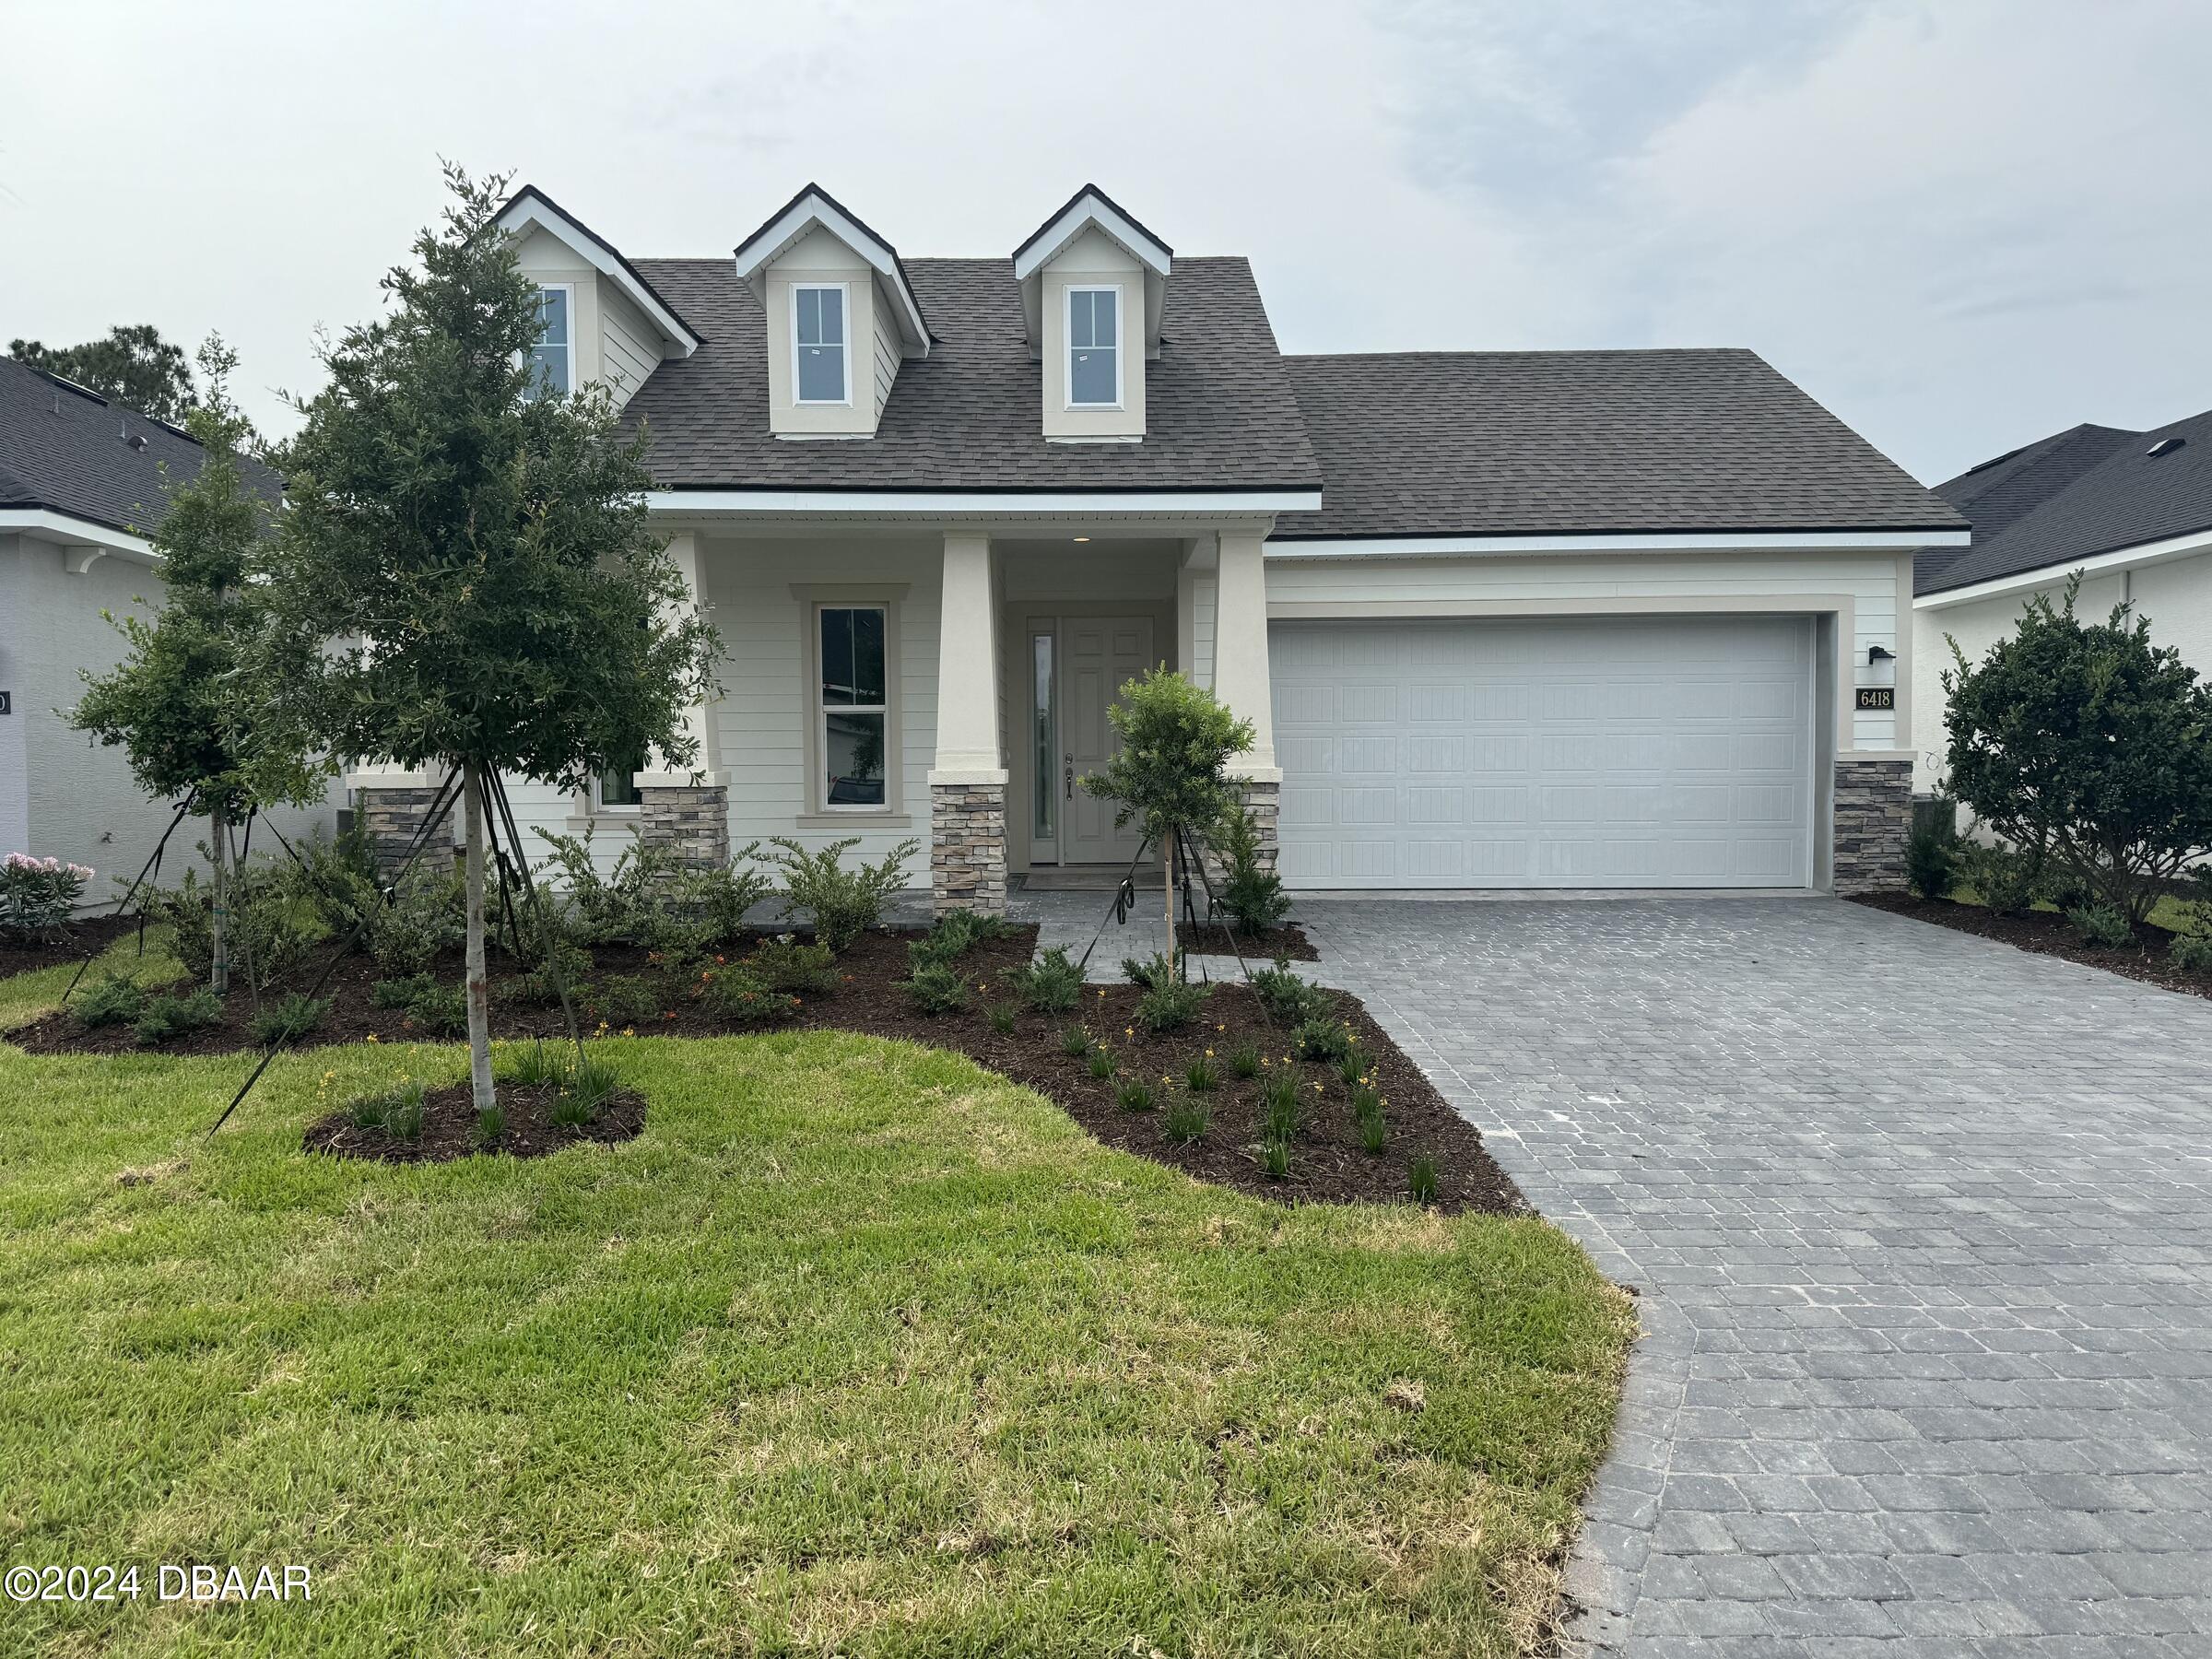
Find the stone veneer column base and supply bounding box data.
[638,785,730,870]
[931,782,1008,917]
[1197,778,1282,896]
[356,785,456,878]
[1832,758,1912,895]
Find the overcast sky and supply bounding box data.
[4,0,2206,485]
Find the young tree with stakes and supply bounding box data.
[73,339,324,995]
[259,164,718,1115]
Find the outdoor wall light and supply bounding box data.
[1867,644,1895,664]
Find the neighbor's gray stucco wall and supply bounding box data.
[0,534,340,908]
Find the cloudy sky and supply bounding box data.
[4,0,2205,485]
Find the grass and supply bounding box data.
[0,1021,1630,1656]
[0,929,184,1032]
[1946,883,2195,932]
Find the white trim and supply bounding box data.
[1013,193,1171,282]
[734,190,930,354]
[644,488,1320,516]
[494,193,700,357]
[0,509,158,561]
[1265,528,1969,559]
[808,596,899,816]
[1063,284,1124,411]
[529,282,576,399]
[1914,522,2212,609]
[790,281,853,406]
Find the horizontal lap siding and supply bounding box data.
[598,285,662,409]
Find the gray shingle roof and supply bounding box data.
[624,255,1320,493]
[1269,348,1962,540]
[1918,414,2212,596]
[0,354,277,537]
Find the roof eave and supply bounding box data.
[494,186,704,358]
[730,183,931,355]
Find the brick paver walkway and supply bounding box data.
[1298,896,2212,1656]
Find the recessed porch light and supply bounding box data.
[1072,535,1090,543]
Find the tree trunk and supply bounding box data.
[208,811,230,996]
[227,817,260,1015]
[464,764,495,1114]
[1164,829,1178,982]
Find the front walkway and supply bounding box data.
[1266,896,2212,1654]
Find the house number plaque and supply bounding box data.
[1855,687,1895,711]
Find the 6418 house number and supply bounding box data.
[1855,687,1895,711]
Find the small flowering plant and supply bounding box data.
[0,853,95,943]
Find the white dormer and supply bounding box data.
[1013,186,1171,443]
[494,187,700,413]
[733,184,930,440]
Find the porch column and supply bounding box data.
[1211,527,1281,868]
[1177,535,1218,688]
[928,530,1009,916]
[635,529,729,869]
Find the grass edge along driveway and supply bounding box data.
[0,1029,1631,1657]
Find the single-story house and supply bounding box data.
[1914,409,2212,790]
[0,356,338,900]
[347,182,1968,911]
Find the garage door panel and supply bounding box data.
[1273,616,1813,889]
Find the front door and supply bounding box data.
[1044,616,1152,865]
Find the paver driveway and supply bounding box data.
[1302,896,2212,1656]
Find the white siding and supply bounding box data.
[871,290,900,424]
[1190,571,1218,688]
[596,281,663,409]
[1265,550,1904,748]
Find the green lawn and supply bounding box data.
[0,931,182,1032]
[0,1024,1630,1656]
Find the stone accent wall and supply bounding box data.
[1195,779,1281,898]
[356,785,456,878]
[638,785,729,871]
[1833,758,1913,895]
[931,782,1007,917]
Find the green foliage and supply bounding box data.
[1260,1135,1291,1181]
[1904,810,1958,900]
[1122,953,1178,992]
[1115,1078,1155,1112]
[496,1040,566,1088]
[133,988,222,1047]
[1260,1075,1300,1141]
[1184,1054,1218,1092]
[1228,1041,1262,1080]
[1,854,94,942]
[1250,959,1331,1025]
[769,837,918,953]
[476,1102,505,1146]
[145,855,329,996]
[1208,806,1290,935]
[564,1055,621,1116]
[530,828,766,962]
[1008,947,1082,1014]
[385,1082,427,1142]
[2170,930,2212,975]
[1944,579,2212,923]
[899,960,971,1017]
[1293,1018,1353,1064]
[285,825,384,946]
[699,965,800,1026]
[1079,667,1254,847]
[1953,841,2041,916]
[371,973,436,1011]
[399,982,467,1038]
[2065,904,2135,949]
[747,937,839,994]
[1355,1088,1388,1155]
[1135,978,1210,1033]
[583,974,662,1028]
[250,993,328,1048]
[1408,1154,1440,1206]
[10,324,205,425]
[370,865,466,976]
[985,1002,1017,1036]
[74,973,147,1030]
[347,1090,389,1131]
[1164,1094,1210,1146]
[1058,1024,1092,1058]
[1086,1046,1115,1080]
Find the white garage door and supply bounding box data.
[1271,615,1814,888]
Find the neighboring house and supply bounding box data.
[348,182,1966,910]
[0,357,338,902]
[1913,411,2212,792]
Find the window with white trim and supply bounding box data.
[794,284,850,404]
[818,604,888,808]
[593,745,646,810]
[1066,286,1120,407]
[528,286,573,398]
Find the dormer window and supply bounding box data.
[794,283,851,405]
[528,285,573,398]
[1066,287,1121,408]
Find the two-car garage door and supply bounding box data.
[1271,615,1814,888]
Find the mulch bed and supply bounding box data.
[1851,891,2212,1002]
[304,1078,649,1164]
[0,914,142,978]
[15,924,1521,1212]
[1175,920,1319,962]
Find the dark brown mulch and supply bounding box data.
[0,913,142,978]
[18,923,1524,1214]
[304,1078,648,1164]
[1850,892,2212,1002]
[1175,920,1320,962]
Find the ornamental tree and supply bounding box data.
[258,163,718,1115]
[72,339,324,993]
[1943,574,2212,923]
[1081,667,1254,976]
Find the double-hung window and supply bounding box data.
[818,605,888,808]
[528,285,573,398]
[794,284,849,404]
[1066,286,1120,407]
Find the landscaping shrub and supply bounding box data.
[1904,811,1957,900]
[1336,1049,1365,1088]
[385,1082,427,1141]
[400,982,468,1037]
[899,960,971,1016]
[1008,947,1082,1013]
[371,973,436,1010]
[1164,1093,1210,1145]
[1115,1078,1155,1112]
[496,1039,566,1088]
[1184,1053,1219,1092]
[986,1001,1017,1035]
[147,858,327,995]
[747,937,839,994]
[1122,953,1177,992]
[1953,841,2041,916]
[1260,1135,1291,1181]
[565,1054,621,1114]
[348,1090,390,1131]
[1250,959,1330,1024]
[2066,904,2135,949]
[74,973,146,1030]
[476,1102,505,1145]
[2171,931,2212,975]
[769,836,918,953]
[1135,978,1209,1033]
[1208,806,1289,935]
[583,973,663,1028]
[133,988,223,1047]
[1407,1153,1440,1205]
[699,965,800,1025]
[1086,1046,1115,1080]
[0,853,94,942]
[282,824,382,946]
[1228,1041,1262,1080]
[1260,1075,1299,1140]
[371,865,467,976]
[1356,1088,1388,1154]
[1944,579,2212,923]
[1058,1024,1092,1058]
[1293,1017,1353,1064]
[250,993,329,1047]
